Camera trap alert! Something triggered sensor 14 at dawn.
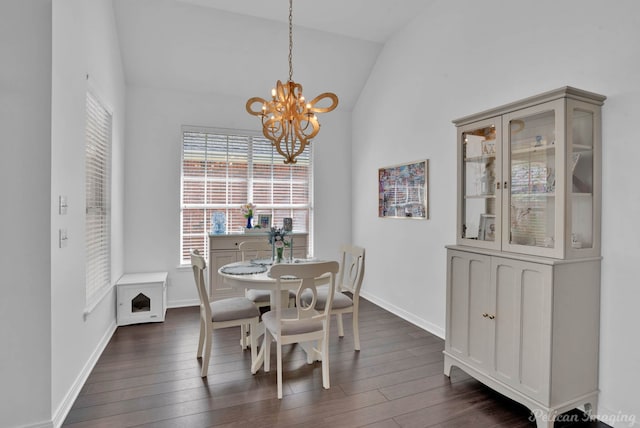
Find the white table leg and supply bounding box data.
[299,341,322,363]
[250,322,266,374]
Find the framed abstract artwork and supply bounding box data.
[378,159,429,219]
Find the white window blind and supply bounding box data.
[180,127,312,264]
[85,91,112,312]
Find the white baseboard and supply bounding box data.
[596,404,638,427]
[359,290,445,339]
[51,320,118,428]
[17,419,53,428]
[168,298,199,308]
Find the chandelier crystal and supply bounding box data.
[246,0,338,164]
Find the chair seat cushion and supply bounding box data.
[246,289,271,303]
[301,287,353,311]
[262,308,324,335]
[246,289,297,303]
[210,297,260,322]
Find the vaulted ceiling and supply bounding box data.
[113,0,431,110]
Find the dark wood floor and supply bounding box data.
[63,299,609,427]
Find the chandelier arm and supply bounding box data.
[274,121,298,164]
[246,97,270,116]
[264,116,285,142]
[306,92,339,113]
[290,128,310,161]
[297,118,320,141]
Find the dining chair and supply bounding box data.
[301,244,366,350]
[238,240,273,309]
[262,261,339,399]
[239,240,296,308]
[190,249,260,377]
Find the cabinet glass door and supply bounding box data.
[569,104,595,251]
[506,104,561,253]
[460,119,500,248]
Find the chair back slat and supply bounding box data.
[270,261,339,329]
[190,249,212,320]
[338,244,366,296]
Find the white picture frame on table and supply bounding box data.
[258,214,272,229]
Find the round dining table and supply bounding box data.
[218,259,329,373]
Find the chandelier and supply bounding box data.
[245,0,338,164]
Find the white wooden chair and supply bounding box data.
[190,249,260,377]
[262,261,339,399]
[301,244,366,350]
[238,240,273,309]
[239,240,296,308]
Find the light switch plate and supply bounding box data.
[59,195,68,215]
[59,229,68,248]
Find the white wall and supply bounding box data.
[50,0,125,425]
[0,1,52,426]
[124,86,351,307]
[353,0,640,425]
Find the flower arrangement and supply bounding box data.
[268,227,290,247]
[269,227,290,263]
[240,203,256,219]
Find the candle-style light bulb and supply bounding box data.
[271,88,276,98]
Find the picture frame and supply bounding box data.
[479,214,496,241]
[257,214,272,229]
[378,159,428,219]
[283,217,293,232]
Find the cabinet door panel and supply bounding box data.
[468,258,491,369]
[446,253,470,358]
[446,250,491,371]
[492,256,552,403]
[519,266,552,402]
[492,262,521,385]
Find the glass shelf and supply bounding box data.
[465,194,496,199]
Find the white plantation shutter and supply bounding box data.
[85,91,112,312]
[180,126,312,264]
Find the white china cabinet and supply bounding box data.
[445,87,605,428]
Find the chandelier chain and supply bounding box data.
[288,0,293,82]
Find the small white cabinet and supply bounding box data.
[116,272,168,326]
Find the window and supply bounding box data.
[180,127,313,264]
[85,91,112,312]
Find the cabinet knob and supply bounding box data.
[496,182,501,190]
[482,313,489,318]
[503,181,508,189]
[488,314,495,320]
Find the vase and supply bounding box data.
[276,247,283,264]
[245,216,252,229]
